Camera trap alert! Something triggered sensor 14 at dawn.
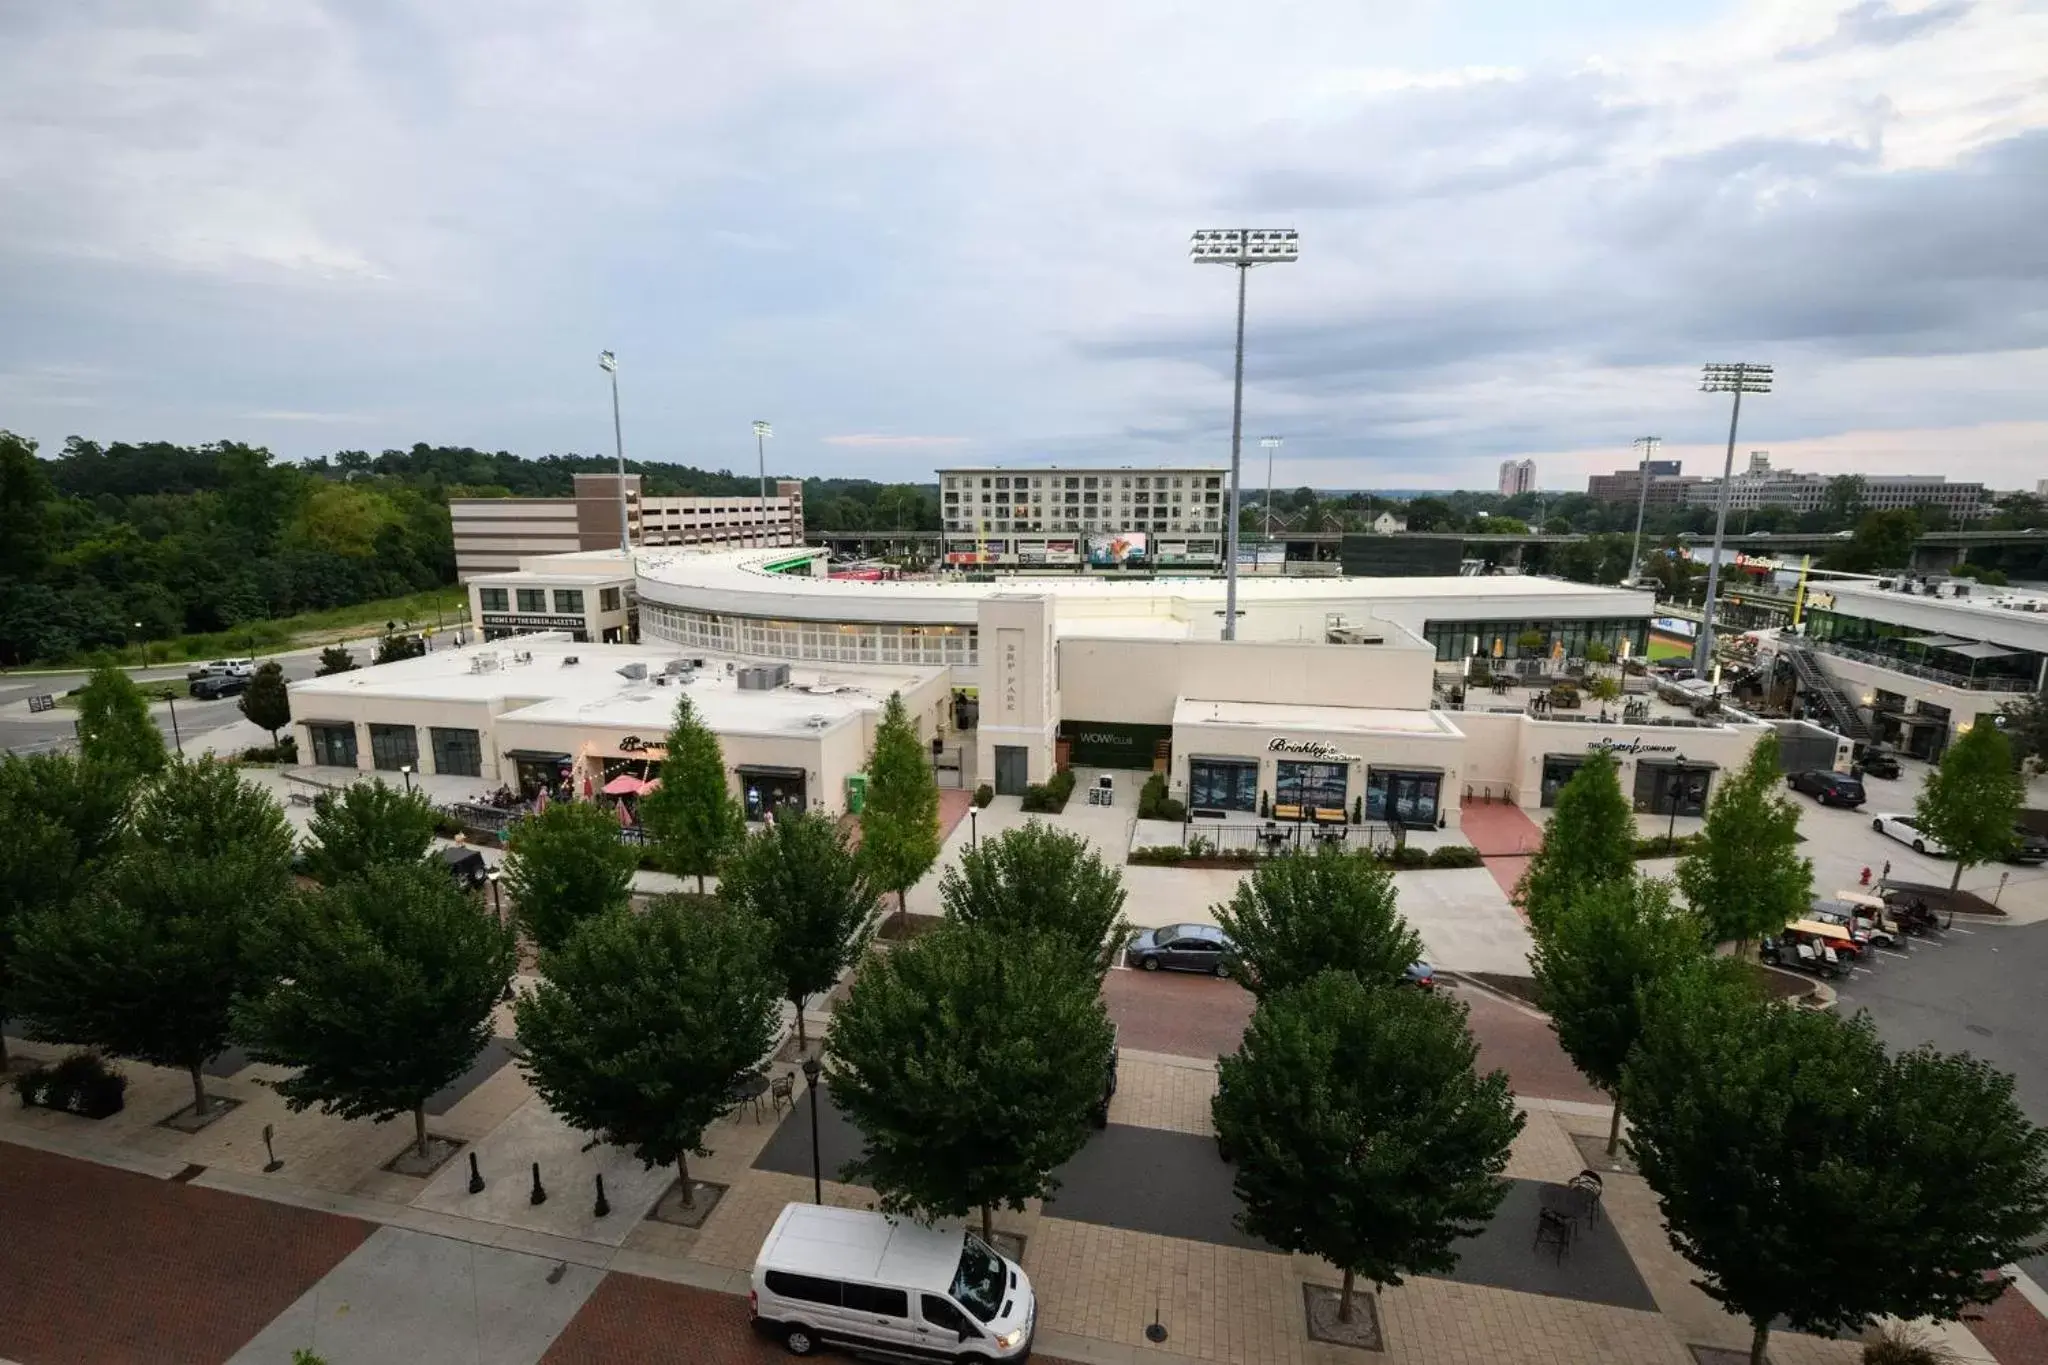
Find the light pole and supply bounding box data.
[753,421,774,546]
[1628,435,1661,583]
[400,763,414,794]
[1696,363,1773,671]
[1259,436,1282,542]
[165,696,183,755]
[598,351,631,557]
[969,806,978,850]
[485,868,505,926]
[1667,754,1690,845]
[802,1054,824,1204]
[1191,228,1299,641]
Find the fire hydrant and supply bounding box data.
[1860,865,1873,886]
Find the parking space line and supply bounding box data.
[1950,926,1977,935]
[1876,950,1910,959]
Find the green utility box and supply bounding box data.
[846,772,868,814]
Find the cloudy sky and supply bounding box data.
[2,0,2044,491]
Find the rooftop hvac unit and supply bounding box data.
[663,658,692,675]
[562,655,580,666]
[769,662,791,688]
[654,674,669,686]
[806,714,830,729]
[470,654,501,674]
[617,662,648,681]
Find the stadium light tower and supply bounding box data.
[1695,363,1774,671]
[1259,436,1283,539]
[1628,435,1661,584]
[598,351,630,556]
[752,420,774,547]
[1191,228,1299,641]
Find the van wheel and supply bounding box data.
[782,1325,817,1356]
[1138,956,1159,971]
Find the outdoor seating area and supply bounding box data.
[1532,1171,1605,1263]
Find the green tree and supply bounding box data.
[1914,722,2025,898]
[238,660,292,746]
[1999,691,2048,769]
[937,820,1128,974]
[1677,733,1812,947]
[859,692,940,922]
[316,645,357,676]
[637,694,744,893]
[130,756,297,869]
[1624,959,2048,1365]
[516,898,780,1192]
[1404,497,1456,532]
[302,779,440,884]
[1828,509,1922,573]
[74,665,168,778]
[235,863,516,1157]
[1529,876,1702,1152]
[827,922,1114,1240]
[1515,752,1636,933]
[1213,971,1523,1323]
[1214,847,1422,999]
[502,798,639,952]
[718,809,878,1049]
[1821,474,1867,527]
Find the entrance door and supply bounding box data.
[994,746,1030,796]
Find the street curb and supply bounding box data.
[1439,971,1549,1022]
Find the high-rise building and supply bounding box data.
[449,473,804,580]
[1497,459,1536,497]
[936,465,1228,568]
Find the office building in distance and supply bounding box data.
[1586,459,1697,507]
[1585,452,1984,518]
[449,472,804,580]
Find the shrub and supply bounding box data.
[1862,1325,1959,1365]
[1427,845,1485,868]
[1352,795,1363,824]
[238,738,300,765]
[1023,769,1078,814]
[1156,797,1186,823]
[1634,833,1707,859]
[973,783,994,808]
[1379,845,1432,869]
[1138,773,1168,819]
[1129,846,1186,866]
[14,1051,128,1119]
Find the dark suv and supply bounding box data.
[1854,745,1902,780]
[189,673,249,700]
[1787,770,1866,808]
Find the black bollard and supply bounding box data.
[594,1172,611,1219]
[467,1151,485,1195]
[529,1160,548,1206]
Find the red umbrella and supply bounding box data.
[602,774,646,796]
[616,800,634,829]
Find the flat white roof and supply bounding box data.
[761,1204,963,1292]
[1822,582,2048,654]
[290,637,938,738]
[1174,696,1464,738]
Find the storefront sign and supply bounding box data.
[481,612,586,630]
[1587,737,1677,755]
[1267,738,1362,763]
[999,630,1023,719]
[617,735,651,752]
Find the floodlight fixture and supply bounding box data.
[1694,362,1774,671]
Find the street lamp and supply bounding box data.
[400,763,414,794]
[1258,436,1282,543]
[484,868,505,926]
[1191,228,1300,641]
[753,421,774,547]
[1628,436,1661,584]
[598,351,631,557]
[969,806,978,851]
[802,1054,824,1204]
[1667,753,1690,846]
[1696,363,1773,671]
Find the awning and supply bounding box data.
[1632,756,1721,770]
[1938,641,2020,660]
[299,718,356,729]
[736,764,806,779]
[504,749,572,764]
[1902,634,1969,648]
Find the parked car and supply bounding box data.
[1125,924,1233,977]
[1787,770,1866,808]
[186,657,255,682]
[1871,814,1946,856]
[189,673,249,700]
[1402,961,1438,990]
[750,1203,1035,1360]
[439,846,488,891]
[1853,745,1901,780]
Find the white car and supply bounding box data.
[185,656,256,681]
[1871,813,1946,856]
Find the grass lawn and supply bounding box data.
[53,680,184,709]
[1647,635,1692,661]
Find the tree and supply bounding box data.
[301,779,441,884]
[827,922,1114,1240]
[130,756,298,869]
[74,665,168,778]
[860,692,941,922]
[1404,497,1456,532]
[937,820,1128,974]
[718,809,878,1049]
[637,694,744,893]
[1998,690,2048,770]
[502,798,639,952]
[1821,474,1867,527]
[1624,959,2048,1365]
[238,660,292,745]
[1213,971,1523,1323]
[235,863,516,1157]
[374,633,424,664]
[1676,732,1812,947]
[1215,847,1422,999]
[1528,876,1702,1152]
[1914,722,2024,897]
[515,897,780,1192]
[1515,752,1635,933]
[316,645,357,676]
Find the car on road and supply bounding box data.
[1872,813,1946,856]
[186,657,256,682]
[188,673,249,700]
[2005,826,2048,865]
[1787,770,1866,808]
[1853,745,1902,780]
[1403,961,1438,990]
[1125,924,1233,976]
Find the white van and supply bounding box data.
[750,1203,1036,1361]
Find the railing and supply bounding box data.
[1805,638,2033,692]
[1169,817,1413,857]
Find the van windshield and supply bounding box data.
[951,1235,1006,1322]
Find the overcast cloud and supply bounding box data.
[1,0,2044,490]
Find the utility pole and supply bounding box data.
[1696,364,1774,671]
[598,351,630,556]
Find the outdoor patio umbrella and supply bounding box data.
[602,773,646,796]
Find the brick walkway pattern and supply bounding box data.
[1971,1280,2048,1365]
[1458,798,1545,900]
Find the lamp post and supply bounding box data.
[485,868,504,926]
[1627,436,1661,583]
[165,696,183,755]
[1695,363,1773,671]
[969,806,978,850]
[1667,753,1690,846]
[802,1054,824,1204]
[752,421,774,547]
[1190,228,1299,641]
[400,763,414,794]
[1259,436,1282,542]
[598,351,631,557]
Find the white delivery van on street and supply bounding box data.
[750,1202,1036,1361]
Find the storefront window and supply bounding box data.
[740,767,806,821]
[516,589,547,612]
[368,723,419,772]
[307,724,357,768]
[1366,768,1441,825]
[1632,761,1713,815]
[430,727,483,777]
[1275,761,1347,814]
[553,589,584,614]
[478,588,508,612]
[1539,755,1586,808]
[1189,759,1258,812]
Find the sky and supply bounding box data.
[1,0,2044,492]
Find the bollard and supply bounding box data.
[530,1161,548,1206]
[261,1123,284,1174]
[468,1151,485,1194]
[594,1172,611,1219]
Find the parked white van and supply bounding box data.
[750,1203,1036,1361]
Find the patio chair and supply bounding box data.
[769,1072,795,1118]
[1533,1207,1575,1263]
[1568,1171,1604,1227]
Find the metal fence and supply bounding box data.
[1165,818,1412,857]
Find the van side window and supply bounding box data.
[921,1294,975,1334]
[764,1271,843,1306]
[842,1283,909,1317]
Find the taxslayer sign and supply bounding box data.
[1267,737,1363,764]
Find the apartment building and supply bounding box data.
[1586,459,1698,506]
[1497,459,1536,497]
[936,465,1228,568]
[450,473,804,579]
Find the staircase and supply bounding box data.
[1782,641,1873,743]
